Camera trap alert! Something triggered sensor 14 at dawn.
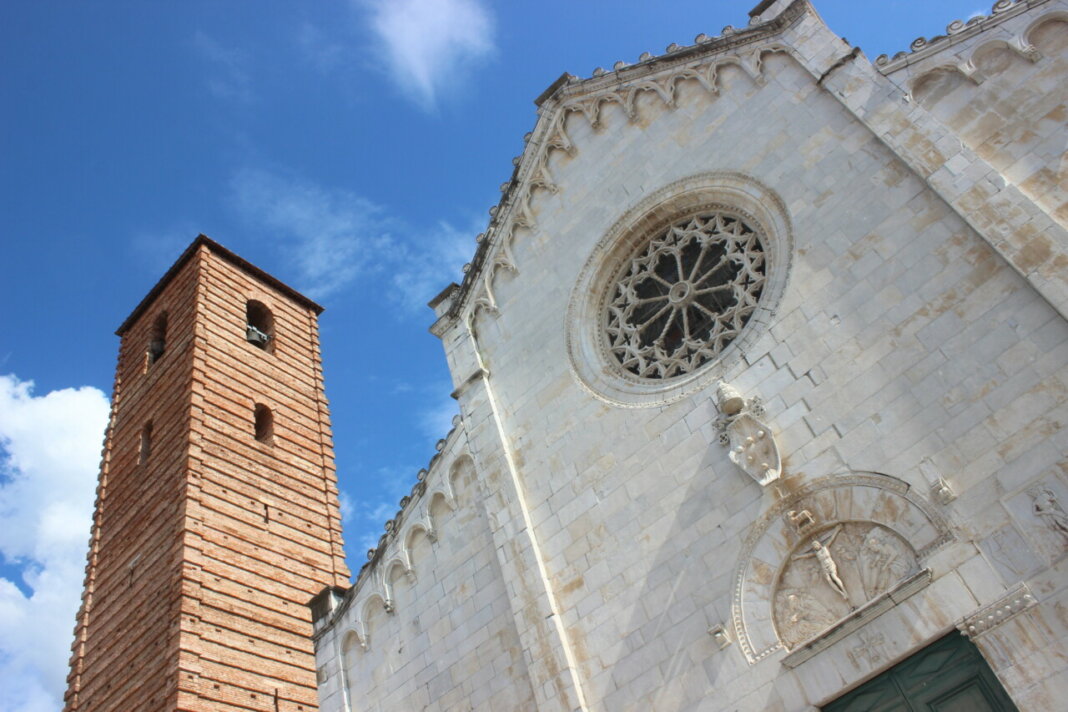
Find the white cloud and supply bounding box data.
[230,169,393,300]
[0,375,110,712]
[388,219,477,313]
[192,31,254,103]
[230,169,475,307]
[365,0,495,110]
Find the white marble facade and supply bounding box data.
[311,1,1068,709]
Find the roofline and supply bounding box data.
[441,0,809,325]
[116,234,324,335]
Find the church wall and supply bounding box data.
[444,30,1068,712]
[312,431,538,712]
[311,2,1068,710]
[880,0,1068,230]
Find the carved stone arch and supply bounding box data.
[730,472,953,664]
[405,519,436,561]
[1025,12,1068,54]
[358,593,391,648]
[426,491,455,537]
[382,557,413,611]
[909,65,977,105]
[448,453,476,496]
[341,627,365,655]
[969,37,1039,75]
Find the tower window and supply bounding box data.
[254,404,274,444]
[139,421,153,464]
[147,312,167,364]
[246,301,274,351]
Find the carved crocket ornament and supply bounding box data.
[715,382,781,486]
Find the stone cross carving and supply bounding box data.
[715,382,781,486]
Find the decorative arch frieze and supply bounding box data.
[730,471,954,664]
[462,41,799,332]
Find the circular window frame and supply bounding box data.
[565,172,793,408]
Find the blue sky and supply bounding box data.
[0,0,989,708]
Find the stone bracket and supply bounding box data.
[957,583,1037,639]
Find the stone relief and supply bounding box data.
[1030,487,1068,543]
[731,472,952,664]
[773,521,918,650]
[716,382,781,486]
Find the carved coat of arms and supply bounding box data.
[715,382,781,486]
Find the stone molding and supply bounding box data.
[875,0,1046,74]
[957,583,1038,639]
[781,569,932,669]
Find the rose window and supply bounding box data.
[604,211,766,379]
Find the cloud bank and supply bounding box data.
[0,376,110,712]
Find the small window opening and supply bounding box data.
[246,301,274,351]
[139,421,153,464]
[254,404,274,444]
[147,312,168,364]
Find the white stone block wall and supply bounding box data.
[313,2,1068,710]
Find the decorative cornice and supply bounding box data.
[957,583,1038,638]
[875,0,1045,73]
[441,1,810,334]
[312,417,477,648]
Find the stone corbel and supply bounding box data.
[715,382,781,487]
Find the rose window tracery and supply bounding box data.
[604,211,766,379]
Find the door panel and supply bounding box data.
[823,632,1017,712]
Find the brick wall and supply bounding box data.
[66,239,349,711]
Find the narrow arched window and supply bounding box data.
[254,404,273,444]
[139,421,153,464]
[246,301,274,351]
[147,312,167,364]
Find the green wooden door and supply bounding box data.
[823,632,1017,712]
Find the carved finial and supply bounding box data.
[500,182,510,193]
[592,67,606,76]
[695,33,710,43]
[461,263,471,274]
[613,60,628,71]
[488,206,498,217]
[638,51,652,62]
[435,438,446,452]
[417,468,428,482]
[451,414,462,427]
[475,232,485,243]
[721,25,736,36]
[666,43,681,53]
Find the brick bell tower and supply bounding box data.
[64,236,350,711]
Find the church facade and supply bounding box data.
[308,1,1068,710]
